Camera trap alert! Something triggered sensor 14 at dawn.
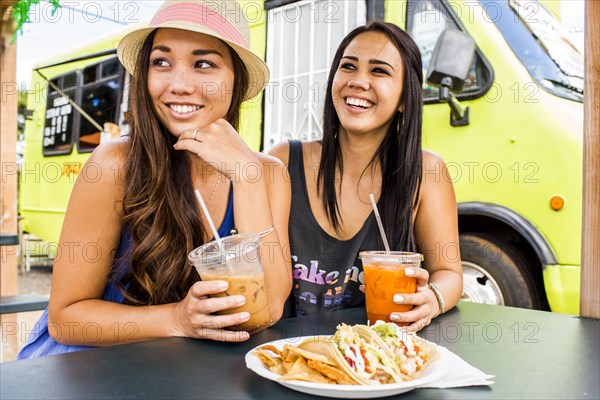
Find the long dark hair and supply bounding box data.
[318,22,423,251]
[121,29,249,305]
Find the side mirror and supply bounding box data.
[427,29,476,126]
[427,29,476,92]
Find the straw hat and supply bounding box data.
[117,0,269,101]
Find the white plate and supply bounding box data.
[245,336,450,399]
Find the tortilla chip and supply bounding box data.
[298,338,340,361]
[253,349,281,368]
[281,344,294,359]
[307,359,359,385]
[257,344,282,357]
[281,357,334,384]
[283,348,299,372]
[269,363,288,376]
[287,346,336,366]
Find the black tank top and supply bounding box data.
[284,140,378,317]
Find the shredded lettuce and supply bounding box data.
[372,323,397,340]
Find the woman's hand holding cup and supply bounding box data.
[387,267,440,332]
[362,251,441,332]
[171,280,251,342]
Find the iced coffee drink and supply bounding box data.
[188,233,272,334]
[199,271,271,333]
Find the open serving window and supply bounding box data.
[41,57,125,157]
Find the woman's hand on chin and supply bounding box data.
[173,119,259,182]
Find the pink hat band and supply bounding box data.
[151,2,247,49]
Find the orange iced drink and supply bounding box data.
[188,233,272,334]
[361,251,423,326]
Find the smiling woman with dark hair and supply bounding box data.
[270,21,462,331]
[18,0,291,359]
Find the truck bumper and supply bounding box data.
[543,264,580,315]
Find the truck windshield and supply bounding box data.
[480,0,583,102]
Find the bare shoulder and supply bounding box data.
[267,142,290,164]
[256,151,285,167]
[60,141,128,251]
[303,141,321,155]
[266,140,321,166]
[418,149,456,208]
[255,152,289,188]
[75,139,129,197]
[87,139,128,170]
[421,149,448,183]
[422,149,445,166]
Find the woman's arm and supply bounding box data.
[236,153,292,321]
[49,141,251,345]
[174,121,292,323]
[390,150,463,331]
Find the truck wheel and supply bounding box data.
[459,233,544,309]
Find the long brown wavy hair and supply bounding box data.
[318,22,423,252]
[120,29,249,305]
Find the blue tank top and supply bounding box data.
[284,141,379,318]
[17,189,235,359]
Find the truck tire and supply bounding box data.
[459,233,544,309]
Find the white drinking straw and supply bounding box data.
[369,193,391,253]
[194,189,222,245]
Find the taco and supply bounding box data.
[299,324,403,385]
[360,321,438,380]
[253,341,360,384]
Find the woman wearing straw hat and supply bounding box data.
[269,22,462,331]
[19,0,291,358]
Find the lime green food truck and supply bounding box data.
[20,0,583,314]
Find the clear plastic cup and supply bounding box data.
[360,251,423,326]
[188,233,272,334]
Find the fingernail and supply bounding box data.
[240,332,250,340]
[217,281,228,290]
[393,294,404,303]
[405,268,414,276]
[236,296,246,306]
[390,314,401,322]
[240,312,250,321]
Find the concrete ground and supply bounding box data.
[18,265,53,296]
